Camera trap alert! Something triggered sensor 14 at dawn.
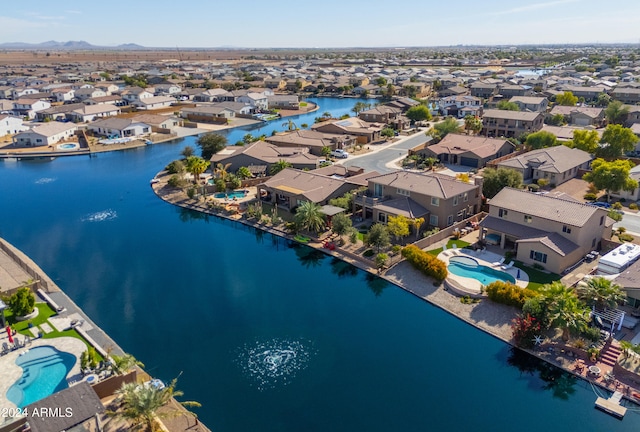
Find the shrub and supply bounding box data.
[619,233,635,242]
[572,338,587,350]
[583,193,597,201]
[167,175,183,188]
[401,244,448,281]
[187,187,196,199]
[581,326,601,342]
[630,202,639,210]
[528,183,540,192]
[485,281,536,308]
[5,287,35,317]
[511,314,542,348]
[612,202,623,210]
[166,160,184,174]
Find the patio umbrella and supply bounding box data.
[6,326,13,344]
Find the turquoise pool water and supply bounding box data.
[448,255,515,285]
[6,346,76,408]
[213,190,247,199]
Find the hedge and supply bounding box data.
[485,281,537,308]
[401,244,448,281]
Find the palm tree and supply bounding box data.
[270,159,292,175]
[214,162,232,181]
[294,201,326,234]
[541,282,589,341]
[236,166,252,180]
[109,377,201,432]
[620,340,634,359]
[110,353,144,375]
[576,277,625,310]
[464,115,482,135]
[424,157,439,171]
[185,156,210,184]
[282,119,298,131]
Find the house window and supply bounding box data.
[447,215,454,226]
[524,215,532,223]
[464,192,468,202]
[530,250,548,263]
[378,212,387,223]
[374,183,383,197]
[431,197,440,207]
[429,215,438,226]
[562,225,571,234]
[592,238,597,248]
[600,216,604,225]
[453,196,459,206]
[498,208,508,218]
[397,188,410,197]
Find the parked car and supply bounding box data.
[330,149,349,159]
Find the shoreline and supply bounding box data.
[151,175,640,411]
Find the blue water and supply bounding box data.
[0,97,637,431]
[6,346,76,408]
[448,255,516,285]
[213,191,247,199]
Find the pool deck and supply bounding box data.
[0,333,86,414]
[438,249,528,297]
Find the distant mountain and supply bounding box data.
[0,41,146,50]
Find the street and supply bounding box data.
[614,211,640,236]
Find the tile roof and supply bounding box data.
[488,187,605,227]
[367,170,478,199]
[497,145,591,174]
[374,197,429,219]
[482,109,542,121]
[425,133,513,159]
[20,121,76,137]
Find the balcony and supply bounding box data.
[354,192,390,207]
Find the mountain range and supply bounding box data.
[0,41,146,50]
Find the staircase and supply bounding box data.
[600,340,622,367]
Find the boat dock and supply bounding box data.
[595,391,627,418]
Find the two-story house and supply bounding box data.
[498,85,533,98]
[121,87,154,104]
[509,96,549,112]
[611,87,640,105]
[548,106,605,127]
[470,82,498,99]
[481,109,544,138]
[358,105,402,124]
[496,145,592,186]
[352,171,482,229]
[480,188,611,274]
[438,95,482,118]
[0,115,28,136]
[12,99,51,119]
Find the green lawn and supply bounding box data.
[513,261,561,291]
[427,239,471,256]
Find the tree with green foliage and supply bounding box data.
[547,113,566,126]
[330,212,352,239]
[5,286,35,317]
[596,124,639,159]
[596,93,611,108]
[375,77,387,86]
[375,253,389,272]
[109,377,200,432]
[525,131,558,150]
[411,217,425,240]
[567,129,599,154]
[282,119,298,131]
[329,190,357,210]
[604,100,629,125]
[80,347,100,371]
[482,167,523,199]
[236,166,252,180]
[110,353,145,375]
[196,133,227,160]
[387,215,410,243]
[381,128,395,139]
[351,101,370,116]
[270,159,293,175]
[426,117,463,142]
[214,162,232,182]
[242,133,256,144]
[181,146,194,158]
[576,277,625,310]
[321,146,331,157]
[540,281,589,342]
[185,156,210,184]
[555,91,578,106]
[583,158,637,202]
[464,115,482,135]
[294,201,326,234]
[405,105,432,123]
[497,100,520,111]
[367,223,390,252]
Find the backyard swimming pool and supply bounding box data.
[6,346,76,408]
[448,255,516,285]
[212,190,248,199]
[56,143,79,150]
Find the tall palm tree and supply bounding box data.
[185,156,210,184]
[270,159,292,175]
[109,377,201,432]
[576,277,625,310]
[541,281,589,341]
[214,162,232,181]
[294,201,326,234]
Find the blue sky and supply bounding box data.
[2,0,640,48]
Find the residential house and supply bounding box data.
[121,87,154,104]
[561,85,608,102]
[36,103,86,121]
[548,105,605,127]
[479,187,610,274]
[438,85,469,98]
[51,88,75,102]
[0,86,12,99]
[11,87,38,99]
[481,109,544,138]
[94,83,120,94]
[154,83,182,95]
[211,141,320,174]
[359,105,402,124]
[68,104,121,122]
[215,101,254,116]
[194,88,231,103]
[312,117,383,144]
[84,95,125,106]
[267,95,300,110]
[264,78,286,90]
[470,81,498,99]
[353,171,482,229]
[439,95,482,118]
[131,114,182,133]
[541,124,603,142]
[496,145,592,186]
[610,163,640,202]
[131,95,176,110]
[0,115,28,136]
[73,87,107,101]
[627,106,640,126]
[266,129,356,156]
[13,121,77,147]
[509,96,548,112]
[12,99,51,119]
[498,85,533,98]
[418,134,514,168]
[181,106,235,123]
[611,87,640,105]
[88,118,151,138]
[236,92,268,111]
[258,167,376,212]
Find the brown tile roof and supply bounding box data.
[425,133,513,159]
[549,105,604,118]
[482,109,542,121]
[260,168,348,202]
[367,171,478,199]
[374,197,429,219]
[488,187,606,227]
[497,145,591,174]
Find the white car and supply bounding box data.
[330,149,349,159]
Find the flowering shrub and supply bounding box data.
[485,281,536,308]
[511,314,541,348]
[401,244,448,281]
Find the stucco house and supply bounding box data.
[312,117,383,144]
[480,188,611,274]
[13,121,77,146]
[509,96,549,112]
[266,129,356,156]
[418,134,514,168]
[481,109,544,138]
[0,115,28,136]
[68,104,121,122]
[353,171,482,229]
[12,99,51,119]
[496,145,592,186]
[88,118,151,138]
[548,106,605,127]
[131,96,176,110]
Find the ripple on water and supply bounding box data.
[34,177,56,184]
[236,338,315,391]
[81,209,117,222]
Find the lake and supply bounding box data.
[0,97,637,431]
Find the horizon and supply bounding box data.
[3,0,640,48]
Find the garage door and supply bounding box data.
[460,156,478,167]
